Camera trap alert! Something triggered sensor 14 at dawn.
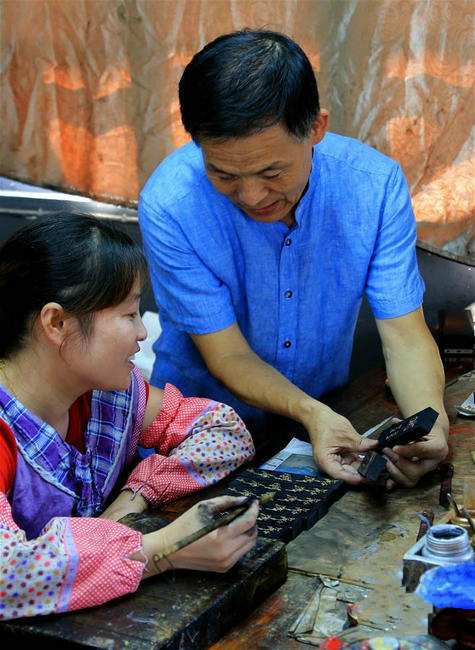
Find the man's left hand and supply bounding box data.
[382,419,449,489]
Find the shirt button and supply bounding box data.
[285,290,293,298]
[285,238,292,246]
[283,340,292,348]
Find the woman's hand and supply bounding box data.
[141,495,258,576]
[100,490,149,521]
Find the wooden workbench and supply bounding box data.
[208,366,475,648]
[2,365,473,648]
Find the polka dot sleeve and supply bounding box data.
[124,386,255,507]
[137,383,215,452]
[0,492,145,620]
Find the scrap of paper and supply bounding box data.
[457,390,475,416]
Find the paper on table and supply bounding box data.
[457,390,475,416]
[259,437,320,476]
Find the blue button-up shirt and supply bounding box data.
[139,132,425,433]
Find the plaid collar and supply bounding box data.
[0,367,145,516]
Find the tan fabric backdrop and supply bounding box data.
[1,0,474,261]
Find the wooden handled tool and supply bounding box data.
[153,491,275,563]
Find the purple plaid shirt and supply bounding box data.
[0,366,147,537]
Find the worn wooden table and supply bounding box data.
[2,365,473,648]
[208,365,475,649]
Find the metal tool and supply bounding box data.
[461,506,475,535]
[416,510,434,541]
[438,463,454,509]
[447,492,463,517]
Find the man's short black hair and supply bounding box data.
[179,29,320,142]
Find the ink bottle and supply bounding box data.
[421,523,474,564]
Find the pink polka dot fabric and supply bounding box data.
[67,518,144,612]
[0,493,144,620]
[169,402,254,484]
[0,383,254,621]
[0,495,68,619]
[138,383,214,452]
[124,384,255,506]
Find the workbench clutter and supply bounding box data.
[417,562,475,646]
[288,575,379,645]
[317,635,452,650]
[403,522,474,592]
[288,574,438,646]
[402,476,475,645]
[457,389,475,417]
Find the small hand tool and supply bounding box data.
[416,509,434,541]
[447,492,462,517]
[438,463,454,509]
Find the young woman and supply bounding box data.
[0,214,257,620]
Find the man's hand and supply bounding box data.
[376,309,449,489]
[100,490,149,521]
[304,403,378,484]
[382,418,449,489]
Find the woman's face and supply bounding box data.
[63,279,147,392]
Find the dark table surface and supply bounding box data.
[2,363,473,649]
[207,364,475,649]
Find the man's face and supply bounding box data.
[201,114,328,226]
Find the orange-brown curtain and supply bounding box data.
[1,0,473,261]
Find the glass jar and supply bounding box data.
[422,524,474,563]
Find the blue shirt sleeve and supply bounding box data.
[365,164,425,319]
[138,196,237,334]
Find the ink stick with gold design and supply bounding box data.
[358,407,439,481]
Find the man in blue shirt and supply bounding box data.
[139,29,449,488]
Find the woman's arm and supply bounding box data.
[138,383,218,453]
[0,491,258,620]
[118,384,254,510]
[0,491,144,620]
[100,489,149,520]
[141,384,164,430]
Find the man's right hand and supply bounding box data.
[302,402,378,484]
